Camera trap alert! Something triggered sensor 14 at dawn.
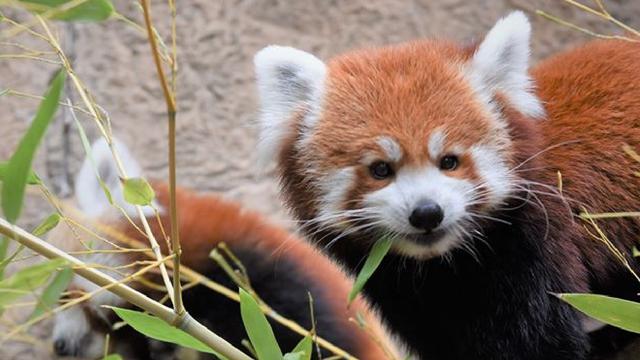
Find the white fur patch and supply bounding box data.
[254,46,327,167]
[75,138,155,218]
[470,145,513,207]
[467,11,545,119]
[317,167,356,224]
[377,136,403,162]
[427,129,446,160]
[391,233,460,259]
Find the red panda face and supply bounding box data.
[255,12,544,259]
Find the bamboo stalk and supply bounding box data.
[138,0,183,317]
[0,217,252,360]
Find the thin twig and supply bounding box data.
[536,10,638,43]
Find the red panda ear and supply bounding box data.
[75,138,153,218]
[468,11,545,119]
[254,46,326,168]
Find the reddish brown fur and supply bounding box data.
[531,40,640,283]
[314,40,491,172]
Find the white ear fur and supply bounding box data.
[75,138,152,218]
[254,45,326,167]
[469,11,544,118]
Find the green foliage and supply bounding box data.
[17,0,114,22]
[633,246,640,258]
[122,177,155,206]
[102,354,123,360]
[111,307,224,357]
[29,267,72,319]
[558,293,640,334]
[283,335,312,360]
[283,352,305,360]
[239,288,283,360]
[0,163,40,185]
[1,69,65,223]
[348,236,393,305]
[0,258,67,312]
[32,213,61,237]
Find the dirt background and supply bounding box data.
[1,0,640,359]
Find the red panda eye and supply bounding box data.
[439,155,459,171]
[369,161,393,180]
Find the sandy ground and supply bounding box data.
[1,0,640,359]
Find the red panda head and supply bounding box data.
[255,12,545,259]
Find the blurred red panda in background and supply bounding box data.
[49,138,396,359]
[253,10,640,360]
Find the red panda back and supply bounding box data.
[532,40,640,275]
[112,183,395,360]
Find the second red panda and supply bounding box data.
[253,11,640,360]
[50,138,395,359]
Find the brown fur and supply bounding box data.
[532,40,640,287]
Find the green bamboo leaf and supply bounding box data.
[558,293,640,334]
[0,258,66,310]
[284,336,312,360]
[0,162,40,185]
[633,246,640,258]
[0,246,27,282]
[1,70,65,223]
[283,352,303,360]
[239,288,283,360]
[102,355,123,360]
[348,236,393,305]
[32,213,61,237]
[122,177,155,206]
[111,307,224,357]
[29,267,72,319]
[17,0,114,22]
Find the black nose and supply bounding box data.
[54,339,69,356]
[409,200,444,231]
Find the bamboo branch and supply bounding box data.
[138,0,183,316]
[0,217,252,360]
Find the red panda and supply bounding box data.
[253,11,640,360]
[50,138,395,359]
